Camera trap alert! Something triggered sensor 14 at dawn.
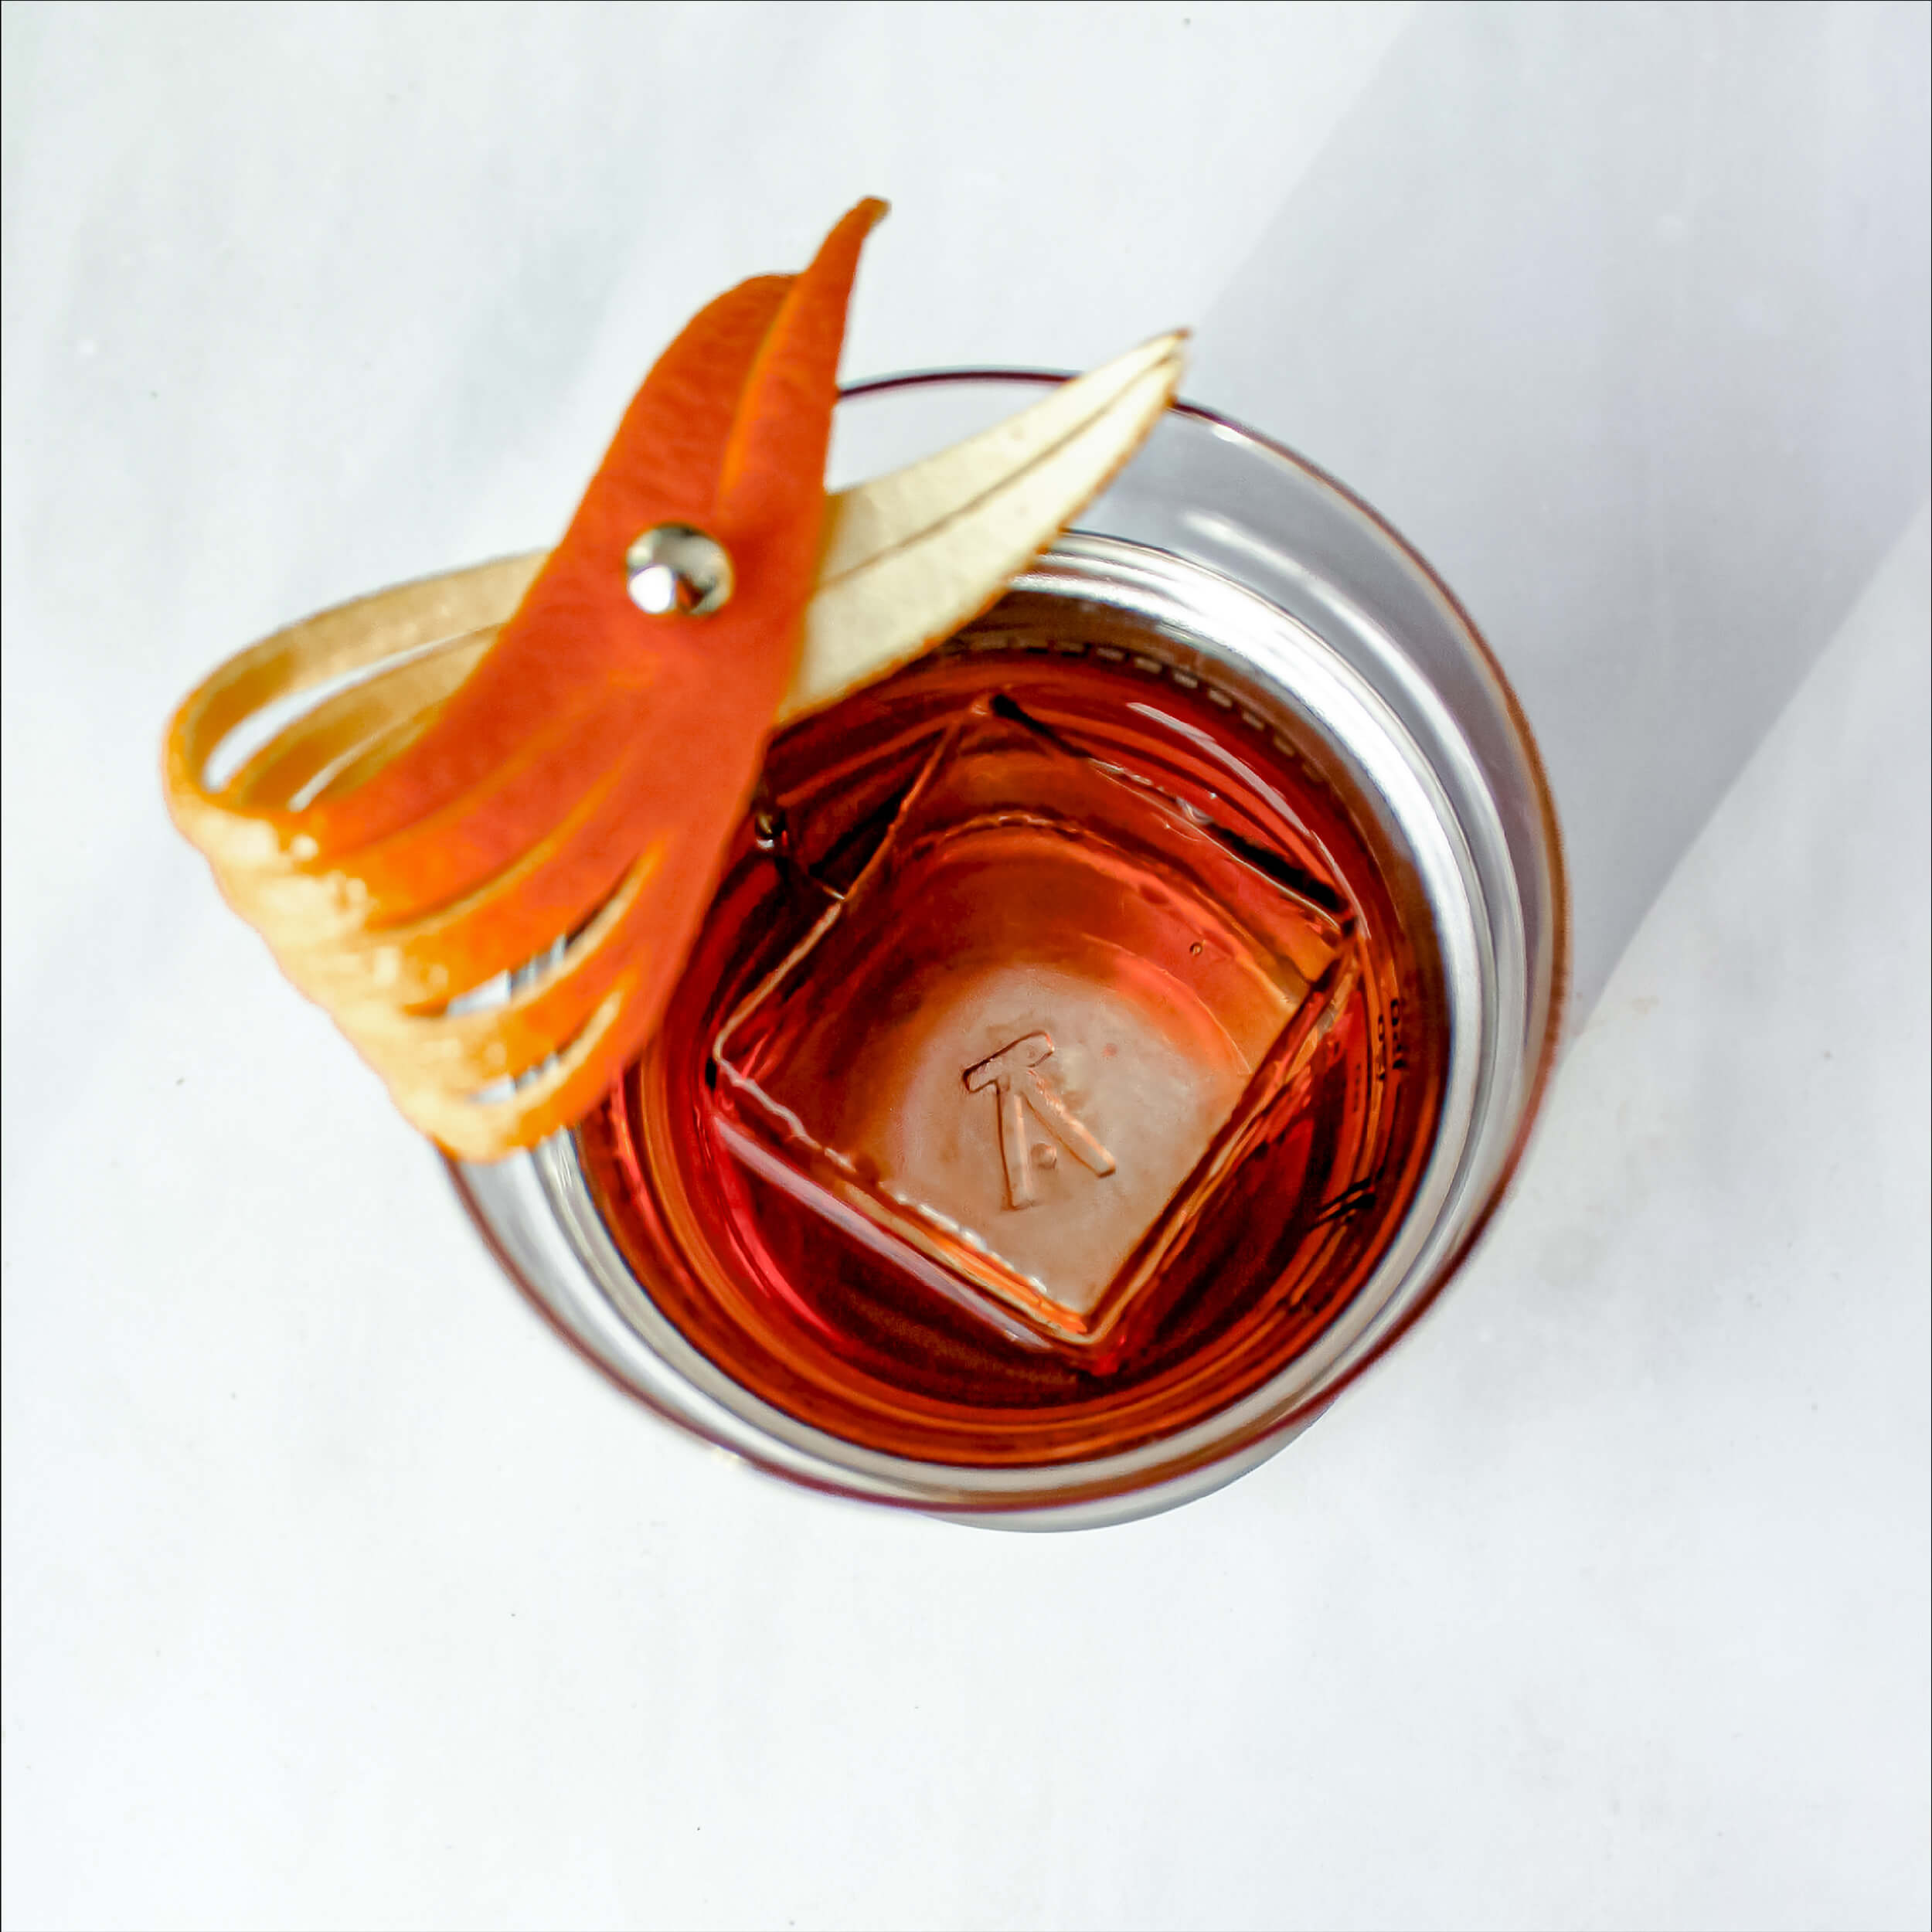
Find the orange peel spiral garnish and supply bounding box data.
[164,200,1185,1160]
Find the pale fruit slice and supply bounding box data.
[787,332,1186,720]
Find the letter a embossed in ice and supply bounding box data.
[961,1032,1116,1210]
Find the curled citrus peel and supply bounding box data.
[165,201,1186,1160]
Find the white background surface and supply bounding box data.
[3,6,1927,1930]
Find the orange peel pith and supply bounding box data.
[165,201,1186,1161]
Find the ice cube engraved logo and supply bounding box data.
[962,1032,1116,1210]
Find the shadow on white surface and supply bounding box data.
[1192,1,1932,1015]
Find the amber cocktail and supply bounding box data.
[453,380,1566,1527]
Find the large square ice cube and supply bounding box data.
[713,701,1345,1348]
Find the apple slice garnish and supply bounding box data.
[790,329,1185,719]
[164,206,1185,1159]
